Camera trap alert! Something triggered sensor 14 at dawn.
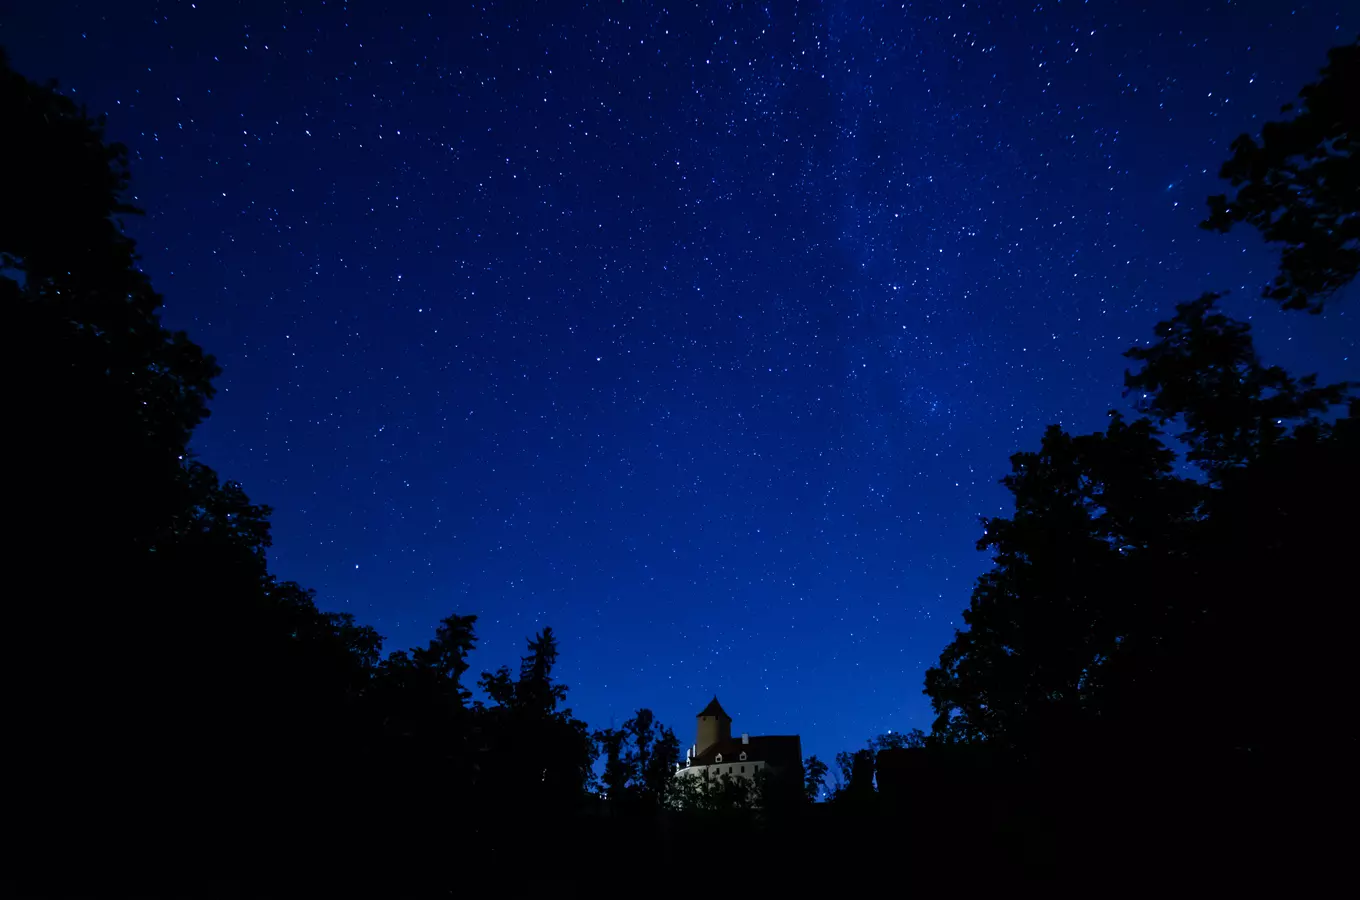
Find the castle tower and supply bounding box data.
[695,696,732,755]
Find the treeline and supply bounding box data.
[816,39,1359,884]
[1,49,815,891]
[921,38,1358,768]
[4,38,1358,890]
[0,49,577,889]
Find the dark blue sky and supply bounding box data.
[8,1,1356,763]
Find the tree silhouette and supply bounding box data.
[2,51,411,887]
[833,749,856,792]
[1125,292,1351,473]
[371,613,477,768]
[868,729,928,752]
[626,708,681,808]
[802,754,829,803]
[13,29,1359,889]
[1203,40,1359,312]
[3,49,221,558]
[419,613,480,698]
[928,290,1356,761]
[924,412,1199,748]
[595,725,632,801]
[666,767,763,813]
[592,708,680,812]
[845,749,876,799]
[475,628,596,811]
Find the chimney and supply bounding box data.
[741,733,749,745]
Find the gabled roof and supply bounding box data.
[691,735,802,769]
[697,696,730,719]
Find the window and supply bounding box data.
[740,765,745,773]
[739,751,747,761]
[715,754,723,763]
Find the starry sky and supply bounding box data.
[7,1,1357,763]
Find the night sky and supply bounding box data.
[8,1,1357,763]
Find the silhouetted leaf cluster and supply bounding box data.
[3,49,602,888]
[9,36,1358,891]
[1203,39,1360,312]
[924,41,1360,769]
[594,707,682,813]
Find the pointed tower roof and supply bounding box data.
[697,696,730,719]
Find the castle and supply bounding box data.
[675,696,801,784]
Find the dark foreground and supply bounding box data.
[9,747,1340,896]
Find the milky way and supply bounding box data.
[9,0,1356,761]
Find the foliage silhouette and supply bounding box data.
[925,412,1198,748]
[915,46,1360,886]
[8,33,1359,892]
[1124,292,1352,473]
[474,627,597,812]
[3,50,605,889]
[666,766,764,813]
[802,754,829,802]
[624,708,682,809]
[868,729,928,752]
[1203,39,1360,312]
